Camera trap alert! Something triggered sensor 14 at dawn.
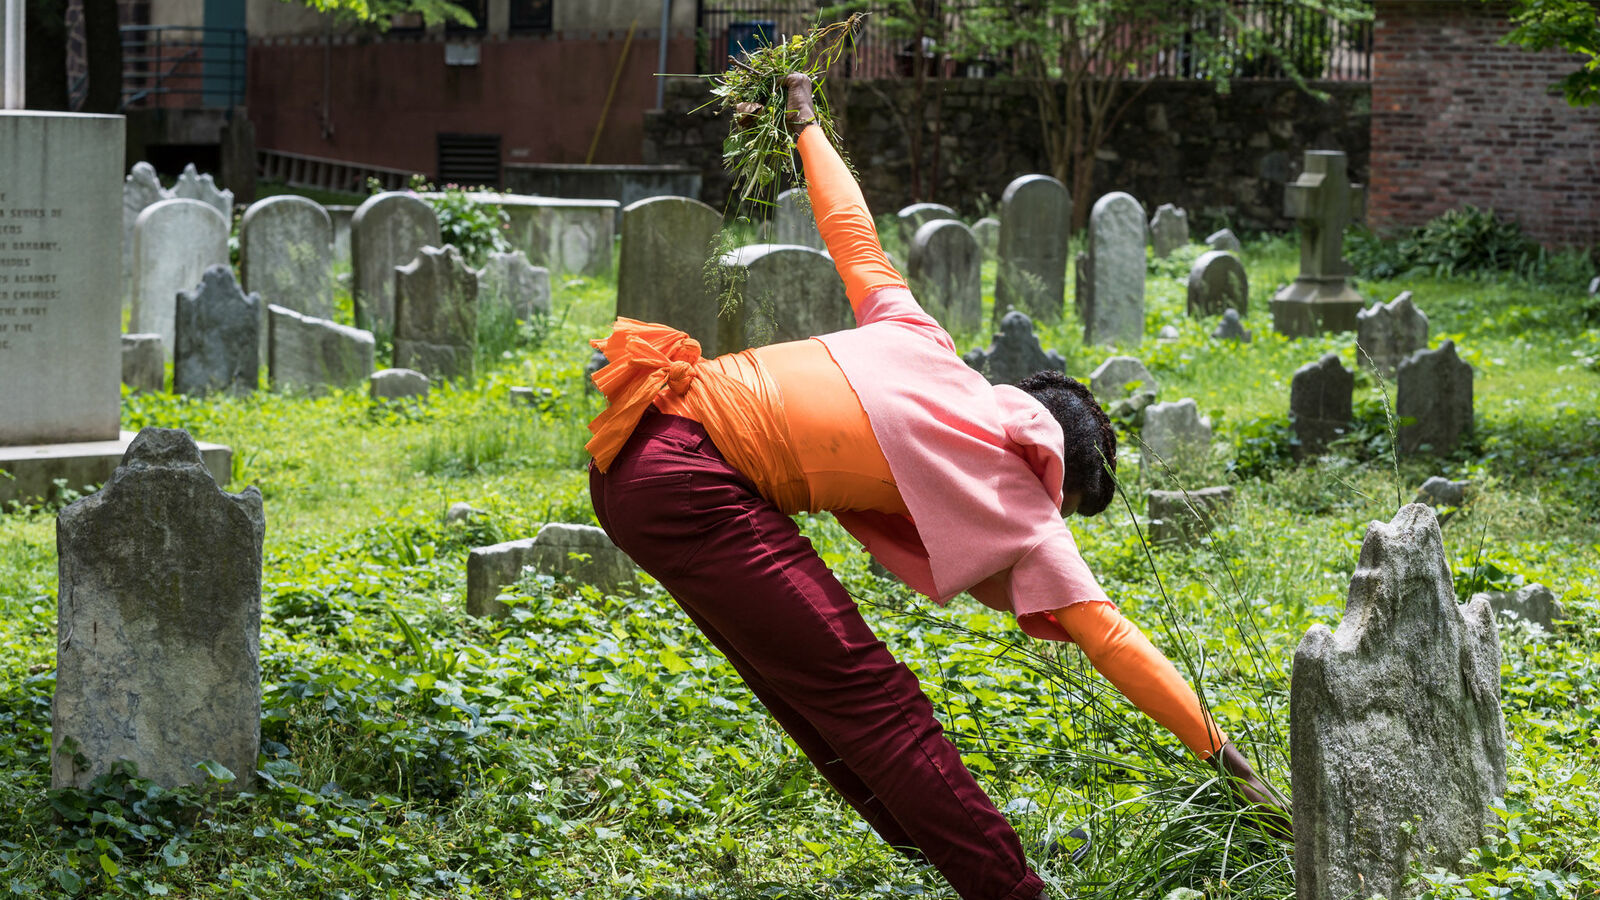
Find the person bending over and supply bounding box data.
[585,74,1284,900]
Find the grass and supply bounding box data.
[1,229,1598,898]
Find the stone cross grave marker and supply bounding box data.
[1211,308,1252,342]
[268,304,375,394]
[1076,192,1146,346]
[1187,250,1248,318]
[714,244,852,351]
[395,245,479,382]
[1142,398,1211,474]
[174,265,259,398]
[1289,352,1353,458]
[53,427,265,791]
[1271,150,1366,337]
[996,174,1070,325]
[1089,355,1159,404]
[1149,203,1189,258]
[962,308,1066,386]
[618,196,723,354]
[478,249,551,326]
[896,202,958,248]
[773,187,824,250]
[1292,503,1505,900]
[131,198,229,361]
[240,195,334,366]
[1356,290,1428,378]
[908,218,982,333]
[351,192,440,332]
[1396,339,1473,456]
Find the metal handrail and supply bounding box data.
[119,25,248,111]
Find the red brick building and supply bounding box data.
[1369,0,1600,249]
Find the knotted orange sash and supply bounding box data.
[587,318,704,471]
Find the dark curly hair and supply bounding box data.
[1017,370,1118,516]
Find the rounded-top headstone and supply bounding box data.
[1089,355,1159,402]
[896,202,958,246]
[996,175,1070,324]
[1081,191,1147,346]
[131,198,231,362]
[1187,250,1248,318]
[1205,228,1242,253]
[773,187,824,250]
[908,218,982,333]
[240,195,335,319]
[351,192,441,331]
[972,216,1000,259]
[1149,203,1190,258]
[714,244,851,350]
[618,196,723,354]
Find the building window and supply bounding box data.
[446,0,489,34]
[510,0,553,34]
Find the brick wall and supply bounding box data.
[1371,1,1600,248]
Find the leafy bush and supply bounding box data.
[1348,205,1596,290]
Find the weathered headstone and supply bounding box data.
[1289,353,1354,458]
[1076,192,1146,346]
[351,192,440,332]
[972,217,999,259]
[239,195,334,319]
[1142,398,1212,472]
[962,308,1066,386]
[496,195,618,276]
[1396,340,1473,456]
[1156,324,1181,342]
[370,367,430,401]
[1416,475,1470,507]
[53,427,264,791]
[1205,228,1242,253]
[1186,250,1248,318]
[1147,486,1234,546]
[713,245,852,350]
[1477,583,1564,632]
[477,249,551,325]
[1089,355,1159,403]
[327,204,355,264]
[121,334,164,394]
[1355,291,1428,378]
[995,175,1070,324]
[908,219,982,333]
[130,198,230,361]
[1291,504,1505,900]
[1270,150,1366,337]
[446,502,482,524]
[122,162,171,301]
[773,187,824,250]
[394,245,479,381]
[1149,203,1189,258]
[172,162,234,225]
[1589,275,1599,298]
[1210,308,1252,342]
[896,202,958,246]
[174,265,260,398]
[466,524,638,618]
[617,196,723,353]
[267,304,375,394]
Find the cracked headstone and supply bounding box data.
[996,175,1070,324]
[1210,308,1252,342]
[1289,353,1353,458]
[1292,504,1506,900]
[963,308,1066,386]
[174,265,260,398]
[1089,355,1159,404]
[1076,192,1146,346]
[1147,486,1234,547]
[1356,291,1428,379]
[1149,203,1190,258]
[908,219,982,333]
[1187,250,1248,318]
[1396,340,1473,456]
[53,427,264,792]
[395,246,479,382]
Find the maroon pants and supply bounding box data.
[589,411,1044,900]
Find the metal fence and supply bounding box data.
[120,25,248,111]
[694,0,1370,81]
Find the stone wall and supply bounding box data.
[1370,1,1600,249]
[644,76,1370,233]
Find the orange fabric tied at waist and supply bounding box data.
[586,318,811,513]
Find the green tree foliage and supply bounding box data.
[296,0,476,29]
[1499,0,1600,106]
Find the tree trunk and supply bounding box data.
[83,0,121,113]
[24,0,69,110]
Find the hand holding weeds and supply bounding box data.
[1215,742,1293,841]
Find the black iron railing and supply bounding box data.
[120,25,248,110]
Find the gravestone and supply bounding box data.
[122,162,171,301]
[1477,584,1564,632]
[1416,475,1470,507]
[773,187,824,250]
[1270,150,1366,337]
[467,524,638,618]
[1149,203,1189,258]
[1211,308,1252,342]
[713,245,852,350]
[896,202,958,246]
[1186,250,1248,318]
[493,195,618,276]
[908,219,982,333]
[995,175,1070,325]
[121,334,164,394]
[130,198,230,360]
[1292,504,1505,900]
[394,245,479,382]
[1075,192,1146,346]
[1142,398,1212,473]
[174,265,260,398]
[351,192,440,331]
[172,162,234,225]
[1396,340,1473,456]
[1356,291,1428,378]
[1089,355,1159,403]
[53,427,264,791]
[1205,228,1242,253]
[239,195,334,320]
[267,304,375,394]
[370,367,430,400]
[617,196,723,353]
[326,204,355,264]
[972,217,999,259]
[1156,324,1180,342]
[1147,486,1234,547]
[1289,353,1354,458]
[477,249,551,324]
[962,308,1066,386]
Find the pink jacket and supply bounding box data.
[816,286,1112,642]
